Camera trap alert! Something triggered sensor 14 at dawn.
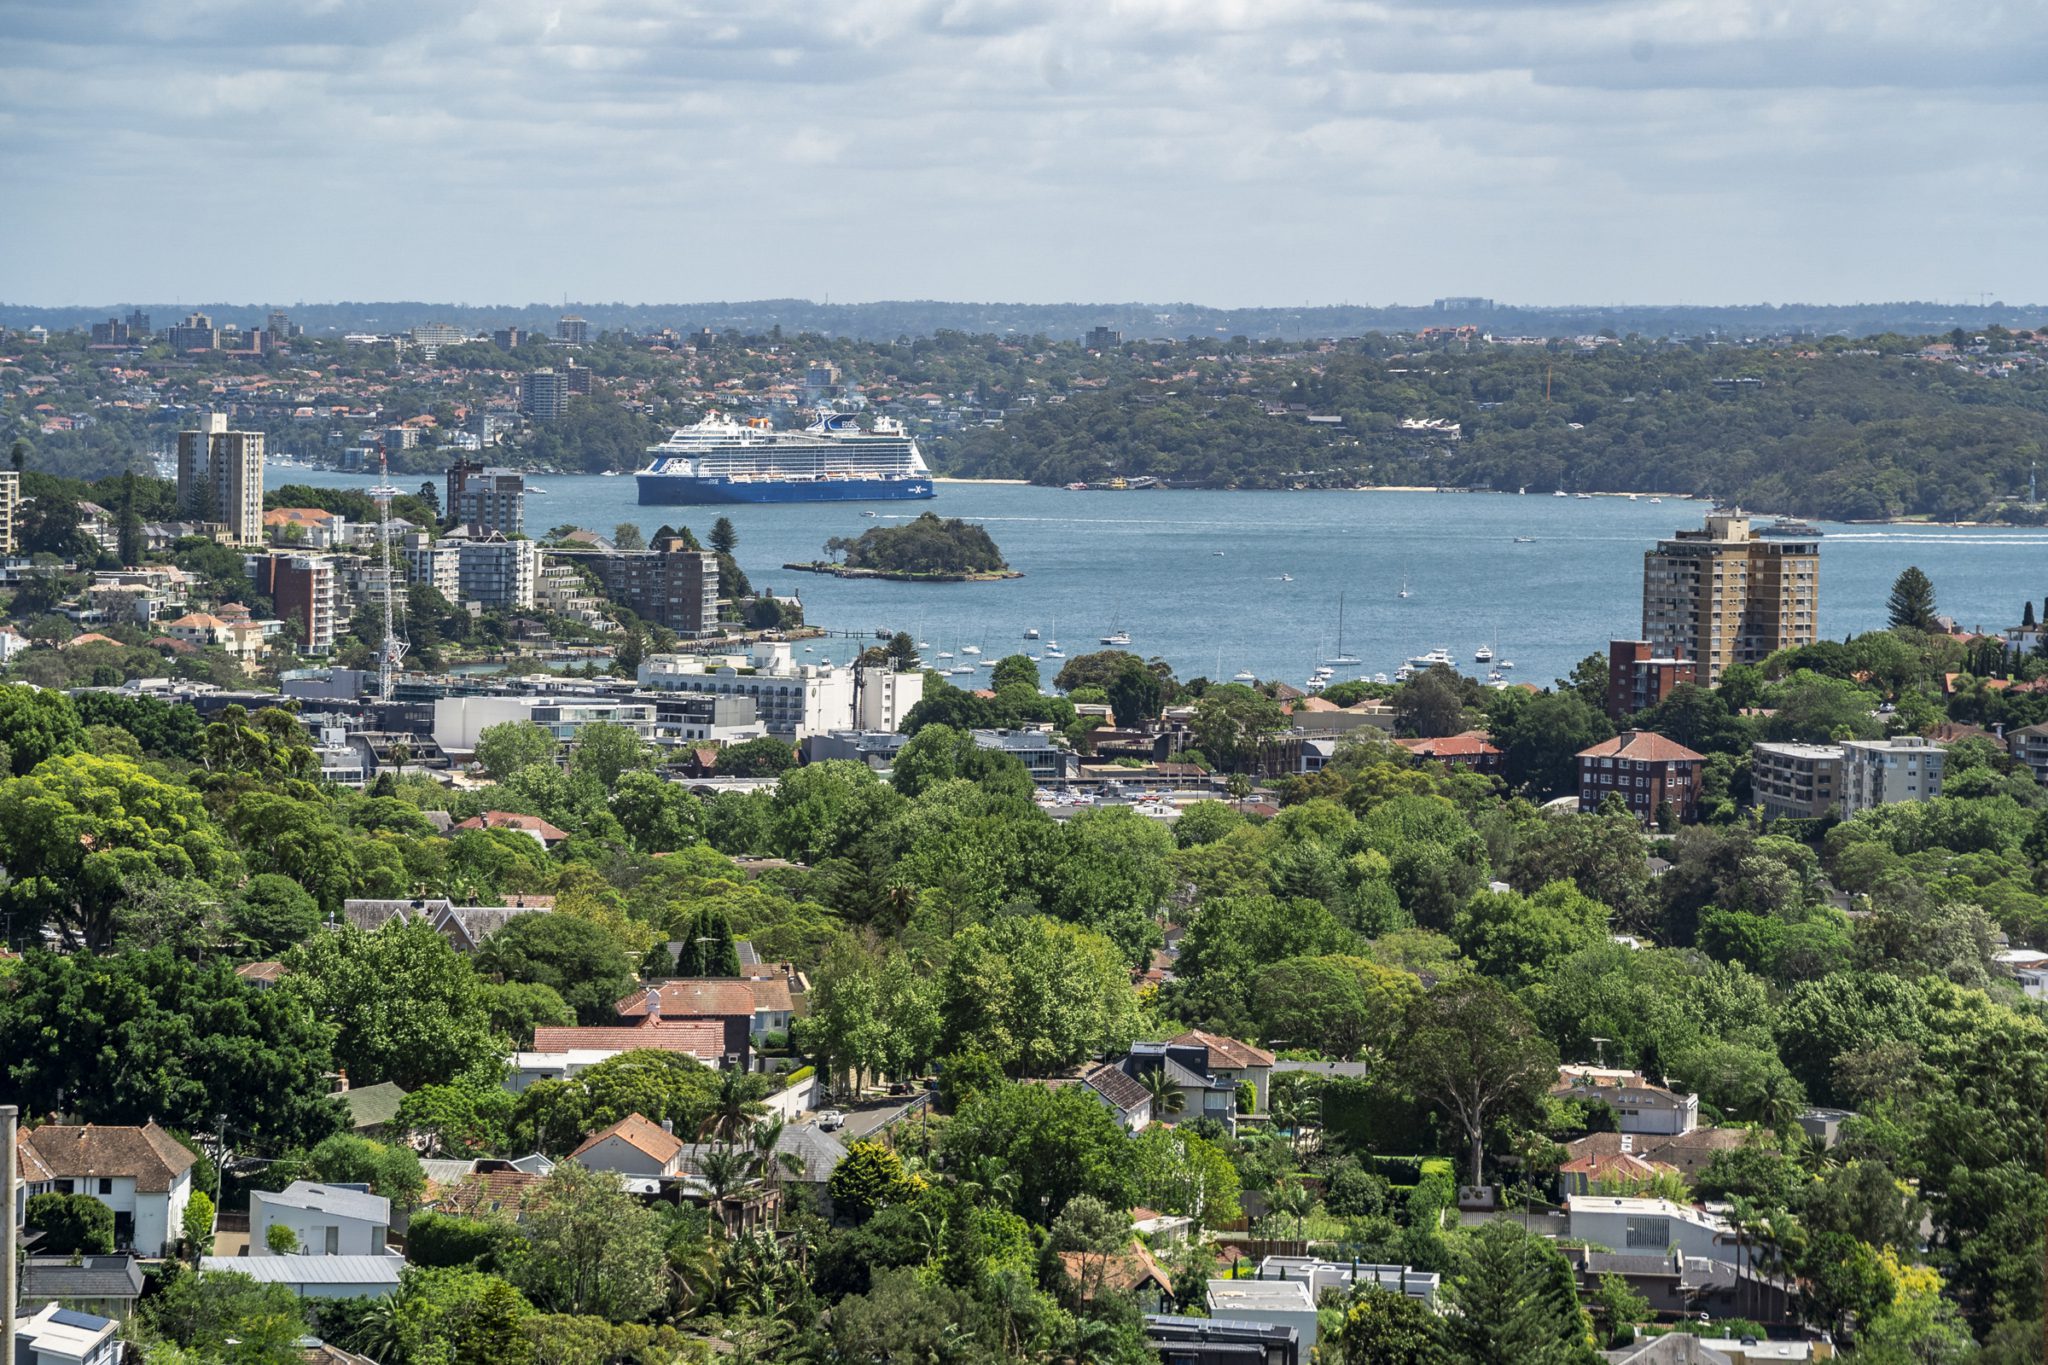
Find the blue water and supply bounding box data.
[269,469,2048,689]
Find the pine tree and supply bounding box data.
[1886,566,1938,632]
[710,516,738,556]
[2025,600,2038,629]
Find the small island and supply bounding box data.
[785,512,1021,582]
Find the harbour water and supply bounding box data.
[270,470,2048,689]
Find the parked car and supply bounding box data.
[817,1109,845,1131]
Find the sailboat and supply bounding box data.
[1325,593,1362,666]
[1100,609,1131,647]
[1398,576,1411,600]
[1044,617,1064,659]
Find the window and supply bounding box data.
[1625,1217,1670,1249]
[99,1178,114,1195]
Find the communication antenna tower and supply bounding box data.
[369,445,408,701]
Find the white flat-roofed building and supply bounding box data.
[200,1254,403,1299]
[1840,736,1946,816]
[1205,1278,1319,1352]
[1750,741,1844,820]
[14,1304,122,1365]
[251,1181,392,1257]
[640,640,922,739]
[433,693,656,760]
[1566,1194,1747,1267]
[1257,1256,1441,1307]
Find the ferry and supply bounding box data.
[637,412,935,505]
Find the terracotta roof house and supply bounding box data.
[451,812,570,847]
[615,978,795,1050]
[1396,730,1505,775]
[1555,1147,1682,1199]
[235,960,289,988]
[1057,1239,1174,1310]
[17,1122,197,1256]
[426,1161,549,1220]
[1564,1128,1750,1183]
[572,1113,685,1177]
[512,1019,732,1089]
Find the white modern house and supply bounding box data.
[251,1182,392,1258]
[199,1254,403,1300]
[14,1123,196,1258]
[1566,1195,1750,1267]
[1205,1278,1319,1352]
[1257,1255,1442,1307]
[13,1304,123,1365]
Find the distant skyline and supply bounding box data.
[3,1,2041,308]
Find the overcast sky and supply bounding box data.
[2,0,2041,307]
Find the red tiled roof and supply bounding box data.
[1575,730,1705,763]
[1396,730,1500,758]
[21,1122,196,1193]
[453,812,570,842]
[573,1112,684,1165]
[530,1021,726,1059]
[616,979,758,1019]
[1171,1029,1275,1070]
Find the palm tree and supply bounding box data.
[340,1294,402,1361]
[697,1146,758,1236]
[700,1071,769,1142]
[745,1116,806,1216]
[1139,1067,1185,1120]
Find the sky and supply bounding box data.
[2,0,2042,308]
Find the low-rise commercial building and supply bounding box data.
[432,694,655,760]
[1840,736,1946,816]
[640,641,923,739]
[1750,741,1843,820]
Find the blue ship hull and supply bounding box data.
[637,474,936,505]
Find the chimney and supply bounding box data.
[645,987,661,1021]
[661,1118,673,1135]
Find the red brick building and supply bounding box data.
[1575,730,1706,824]
[1606,640,1698,723]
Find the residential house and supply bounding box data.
[571,1114,686,1178]
[17,1256,145,1320]
[512,1020,731,1089]
[341,895,553,950]
[251,1181,392,1257]
[263,507,349,550]
[1257,1255,1441,1307]
[675,1123,848,1218]
[163,612,267,660]
[234,960,288,989]
[1395,730,1505,775]
[1145,1314,1301,1365]
[1080,1061,1154,1132]
[1563,1129,1749,1183]
[1552,1065,1699,1136]
[1565,1194,1751,1268]
[338,1081,409,1138]
[1562,1247,1799,1327]
[1057,1240,1175,1311]
[198,1255,403,1300]
[1205,1279,1319,1353]
[1575,730,1706,824]
[423,1158,552,1221]
[1994,947,2048,999]
[448,811,571,848]
[1555,1145,1682,1200]
[15,1122,196,1257]
[1125,1031,1275,1129]
[615,977,793,1047]
[13,1304,122,1365]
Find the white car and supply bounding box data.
[816,1109,845,1131]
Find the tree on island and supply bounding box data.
[1888,566,1939,632]
[824,513,1007,576]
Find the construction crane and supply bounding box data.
[369,445,408,702]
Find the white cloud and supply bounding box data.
[0,0,2040,305]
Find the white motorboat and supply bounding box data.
[1474,645,1494,663]
[1231,669,1258,684]
[1024,627,1040,639]
[1553,489,1568,497]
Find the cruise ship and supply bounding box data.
[637,412,936,505]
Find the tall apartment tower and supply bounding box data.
[446,462,525,535]
[520,369,569,420]
[176,415,264,545]
[1641,510,1819,683]
[0,470,19,556]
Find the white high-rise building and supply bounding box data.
[176,415,264,545]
